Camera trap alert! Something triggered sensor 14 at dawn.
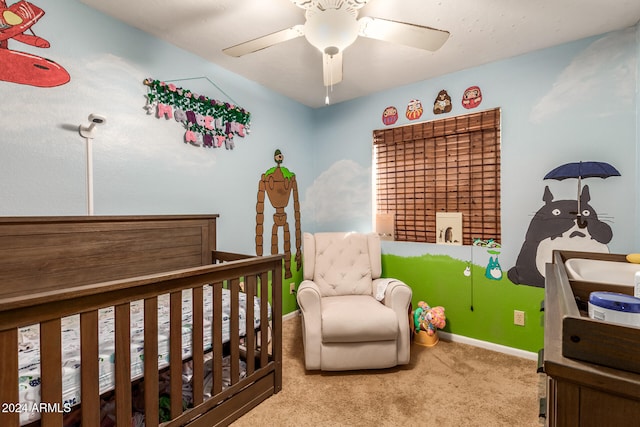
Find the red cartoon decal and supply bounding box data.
[405,99,423,121]
[0,1,70,87]
[462,86,482,109]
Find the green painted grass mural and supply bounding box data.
[381,253,544,353]
[255,260,301,316]
[282,251,543,353]
[282,263,302,314]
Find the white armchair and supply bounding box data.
[296,232,412,371]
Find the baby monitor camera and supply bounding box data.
[88,113,107,125]
[79,113,107,138]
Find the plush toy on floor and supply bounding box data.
[413,301,446,347]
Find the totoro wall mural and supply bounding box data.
[507,185,613,288]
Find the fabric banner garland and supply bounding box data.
[143,78,251,150]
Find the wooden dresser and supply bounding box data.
[543,251,640,426]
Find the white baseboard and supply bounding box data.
[283,310,300,322]
[438,331,538,361]
[284,310,537,361]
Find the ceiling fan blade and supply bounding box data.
[223,24,305,57]
[323,52,343,86]
[358,17,449,51]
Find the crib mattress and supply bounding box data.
[16,286,269,425]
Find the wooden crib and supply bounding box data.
[0,215,283,427]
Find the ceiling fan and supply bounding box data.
[222,0,449,90]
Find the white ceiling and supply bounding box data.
[80,0,640,108]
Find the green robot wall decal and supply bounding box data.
[255,149,301,279]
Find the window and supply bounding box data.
[374,108,501,245]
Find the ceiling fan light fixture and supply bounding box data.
[225,0,449,105]
[304,8,360,54]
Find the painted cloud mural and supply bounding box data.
[530,28,635,124]
[302,159,371,225]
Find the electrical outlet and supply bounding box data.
[514,310,525,326]
[289,283,296,294]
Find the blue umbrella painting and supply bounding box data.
[544,161,620,226]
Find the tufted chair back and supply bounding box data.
[297,231,413,371]
[302,232,382,297]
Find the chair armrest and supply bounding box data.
[372,279,412,308]
[296,280,323,369]
[298,280,321,308]
[381,280,412,309]
[373,278,412,364]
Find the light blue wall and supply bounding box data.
[0,0,314,255]
[303,26,638,350]
[1,2,638,327]
[307,25,639,267]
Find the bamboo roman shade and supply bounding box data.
[374,108,501,245]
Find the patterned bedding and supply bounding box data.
[17,286,268,425]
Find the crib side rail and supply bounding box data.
[0,253,283,427]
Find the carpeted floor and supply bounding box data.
[231,314,543,427]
